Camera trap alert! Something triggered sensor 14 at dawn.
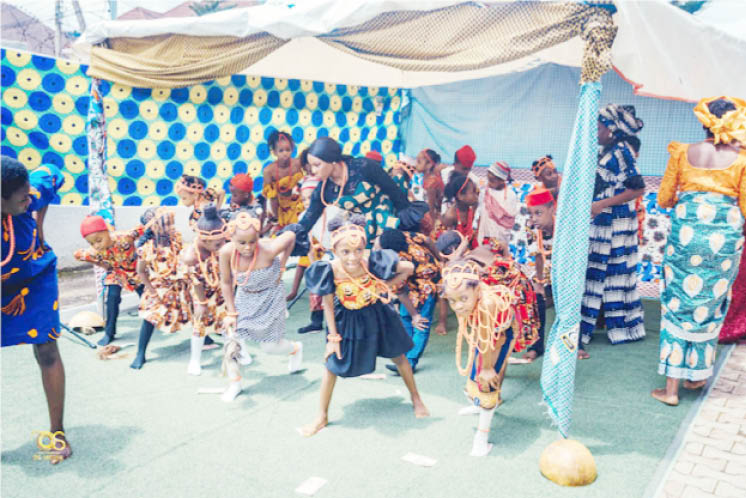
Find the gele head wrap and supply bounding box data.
[693,96,746,145]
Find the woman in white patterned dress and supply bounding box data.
[218,212,302,402]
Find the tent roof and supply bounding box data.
[75,0,746,101]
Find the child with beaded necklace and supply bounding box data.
[300,214,430,436]
[218,211,302,402]
[181,204,229,375]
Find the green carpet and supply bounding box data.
[2,293,698,498]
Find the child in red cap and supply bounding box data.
[74,215,145,346]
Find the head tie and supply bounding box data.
[693,96,746,145]
[531,156,556,178]
[330,223,366,249]
[227,212,260,236]
[442,260,482,292]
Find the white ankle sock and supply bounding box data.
[237,338,252,366]
[188,335,205,375]
[470,407,496,456]
[288,341,303,373]
[458,404,481,416]
[221,380,242,402]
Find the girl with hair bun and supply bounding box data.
[181,204,229,376]
[300,213,429,436]
[174,174,225,228]
[414,149,444,234]
[217,210,302,402]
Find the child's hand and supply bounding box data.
[324,340,342,362]
[286,291,297,302]
[477,368,500,391]
[411,314,429,330]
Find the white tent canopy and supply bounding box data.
[75,0,746,101]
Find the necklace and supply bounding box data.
[232,245,259,287]
[1,215,15,267]
[335,259,392,304]
[194,243,220,289]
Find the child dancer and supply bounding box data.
[531,155,561,200]
[74,215,144,346]
[301,215,429,436]
[130,209,192,369]
[478,161,518,247]
[442,173,480,249]
[523,187,556,362]
[287,177,328,333]
[414,149,444,233]
[181,204,228,375]
[219,212,302,402]
[441,255,538,456]
[262,130,304,232]
[377,229,441,373]
[174,174,225,228]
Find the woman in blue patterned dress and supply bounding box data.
[2,157,70,463]
[652,97,746,406]
[579,104,647,358]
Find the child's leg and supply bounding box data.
[301,368,337,436]
[188,333,205,376]
[299,294,324,334]
[130,320,155,369]
[526,293,546,360]
[100,284,123,346]
[221,338,243,402]
[391,354,429,418]
[260,339,303,373]
[434,297,449,335]
[407,296,436,368]
[471,407,496,457]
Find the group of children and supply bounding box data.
[69,128,574,456]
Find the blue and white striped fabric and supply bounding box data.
[540,81,601,438]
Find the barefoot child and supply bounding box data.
[301,215,429,436]
[181,204,228,375]
[441,256,538,456]
[262,130,304,232]
[2,158,71,463]
[74,215,144,346]
[218,212,302,402]
[130,209,192,369]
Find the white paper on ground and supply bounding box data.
[401,453,437,467]
[359,373,385,380]
[197,388,225,394]
[295,477,327,496]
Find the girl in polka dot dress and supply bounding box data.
[653,97,746,406]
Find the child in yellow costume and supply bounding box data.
[262,131,304,230]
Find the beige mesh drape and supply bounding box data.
[86,1,615,89]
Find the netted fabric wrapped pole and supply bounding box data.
[86,77,115,311]
[540,8,617,439]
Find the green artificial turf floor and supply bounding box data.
[2,293,702,498]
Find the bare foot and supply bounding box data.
[300,415,328,437]
[683,380,707,390]
[434,324,447,336]
[523,350,538,362]
[49,434,72,465]
[412,397,430,418]
[577,350,590,360]
[651,388,679,406]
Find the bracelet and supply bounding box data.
[194,297,209,305]
[326,334,342,343]
[533,277,547,284]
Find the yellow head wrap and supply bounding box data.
[693,96,746,145]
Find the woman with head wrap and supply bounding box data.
[295,137,428,253]
[653,97,746,406]
[579,104,647,357]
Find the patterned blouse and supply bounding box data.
[74,227,144,291]
[391,232,441,307]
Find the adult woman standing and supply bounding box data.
[653,97,746,405]
[579,104,646,356]
[296,137,427,250]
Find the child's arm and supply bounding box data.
[287,265,306,301]
[136,258,157,297]
[73,247,112,271]
[181,247,207,321]
[398,291,429,330]
[219,243,237,332]
[386,260,414,290]
[434,297,448,336]
[322,293,342,361]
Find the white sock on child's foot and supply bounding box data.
[221,380,242,402]
[237,338,252,366]
[288,341,303,373]
[470,407,496,456]
[458,405,481,416]
[188,335,205,376]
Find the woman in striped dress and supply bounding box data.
[579,104,646,357]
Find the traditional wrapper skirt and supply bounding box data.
[659,192,744,381]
